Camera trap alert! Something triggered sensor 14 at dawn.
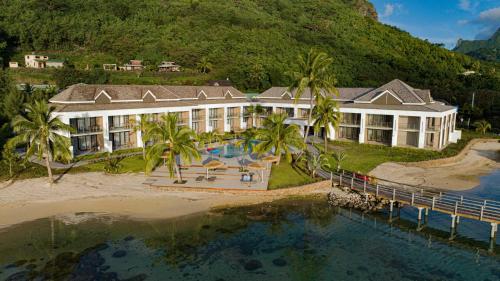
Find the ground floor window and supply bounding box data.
[111,132,130,149]
[192,121,200,132]
[72,135,98,153]
[209,120,218,129]
[367,129,392,143]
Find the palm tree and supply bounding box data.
[144,113,200,183]
[254,113,304,163]
[289,49,338,143]
[332,151,347,172]
[244,104,264,128]
[132,114,152,159]
[473,120,491,134]
[196,57,212,74]
[10,101,74,184]
[313,96,340,152]
[198,131,223,149]
[235,128,257,161]
[300,151,329,178]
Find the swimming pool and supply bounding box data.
[206,140,258,158]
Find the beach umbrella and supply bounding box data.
[262,155,280,169]
[203,160,224,178]
[248,162,266,183]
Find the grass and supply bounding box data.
[0,155,146,182]
[268,161,318,190]
[322,130,499,174]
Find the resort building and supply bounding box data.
[158,61,181,72]
[24,53,64,68]
[49,79,460,156]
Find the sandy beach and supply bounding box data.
[0,173,331,229]
[370,140,500,190]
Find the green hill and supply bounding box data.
[0,0,499,129]
[454,28,500,62]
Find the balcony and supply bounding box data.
[109,123,134,131]
[209,114,223,120]
[340,120,361,127]
[400,123,420,131]
[71,126,102,135]
[426,125,439,131]
[367,121,393,129]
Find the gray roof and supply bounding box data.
[50,84,246,103]
[354,79,425,104]
[258,87,372,100]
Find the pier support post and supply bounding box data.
[424,208,429,223]
[417,207,424,221]
[389,200,395,222]
[450,214,457,229]
[456,216,460,225]
[490,223,498,239]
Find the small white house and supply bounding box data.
[25,53,49,68]
[158,61,181,72]
[9,62,19,68]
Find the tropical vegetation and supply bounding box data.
[144,113,200,183]
[473,120,492,135]
[9,100,74,184]
[289,49,338,141]
[254,113,304,163]
[313,96,340,152]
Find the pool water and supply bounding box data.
[208,140,258,158]
[0,171,499,280]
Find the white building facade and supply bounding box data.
[49,80,460,157]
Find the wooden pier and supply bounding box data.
[323,170,500,241]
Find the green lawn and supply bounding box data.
[268,161,317,190]
[322,130,499,174]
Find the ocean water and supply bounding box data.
[0,171,499,281]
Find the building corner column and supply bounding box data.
[328,124,336,140]
[391,115,399,147]
[102,115,113,152]
[358,113,366,143]
[205,107,210,132]
[418,116,426,149]
[135,114,143,148]
[240,106,246,129]
[223,106,229,132]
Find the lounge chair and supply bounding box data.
[208,176,216,182]
[195,176,204,182]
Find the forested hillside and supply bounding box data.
[454,28,500,62]
[0,0,499,128]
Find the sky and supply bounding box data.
[370,0,500,49]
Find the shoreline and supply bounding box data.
[370,140,500,190]
[0,174,331,229]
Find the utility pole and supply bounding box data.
[467,92,475,129]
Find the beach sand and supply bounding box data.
[370,140,500,190]
[0,173,331,229]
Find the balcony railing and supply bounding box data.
[400,123,420,130]
[72,126,102,135]
[209,114,222,119]
[340,120,361,126]
[367,121,393,128]
[227,112,239,118]
[109,123,134,131]
[426,125,439,131]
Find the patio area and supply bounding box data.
[143,151,278,191]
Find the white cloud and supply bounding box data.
[472,7,500,39]
[380,3,403,18]
[459,0,479,12]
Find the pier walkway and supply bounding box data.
[317,169,500,240]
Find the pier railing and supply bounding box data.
[329,171,500,224]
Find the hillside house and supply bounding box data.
[158,61,181,72]
[9,62,19,68]
[25,53,49,68]
[120,60,144,71]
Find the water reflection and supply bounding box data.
[0,195,499,281]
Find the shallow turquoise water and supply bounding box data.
[0,171,499,281]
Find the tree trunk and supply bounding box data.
[174,161,182,183]
[303,96,314,143]
[45,155,53,185]
[324,132,328,153]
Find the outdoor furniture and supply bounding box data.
[208,176,216,182]
[247,162,266,183]
[203,160,225,179]
[262,155,280,169]
[195,176,204,182]
[241,173,253,182]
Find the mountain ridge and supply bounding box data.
[454,28,500,62]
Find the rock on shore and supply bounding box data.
[327,187,387,212]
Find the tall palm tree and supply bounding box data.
[10,101,74,184]
[289,49,338,142]
[144,113,200,183]
[313,96,340,152]
[198,131,222,149]
[245,104,264,128]
[473,120,491,134]
[196,57,213,74]
[254,113,304,163]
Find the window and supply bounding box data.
[74,135,97,152]
[209,120,218,129]
[338,127,359,140]
[111,132,130,149]
[192,122,200,132]
[367,129,392,143]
